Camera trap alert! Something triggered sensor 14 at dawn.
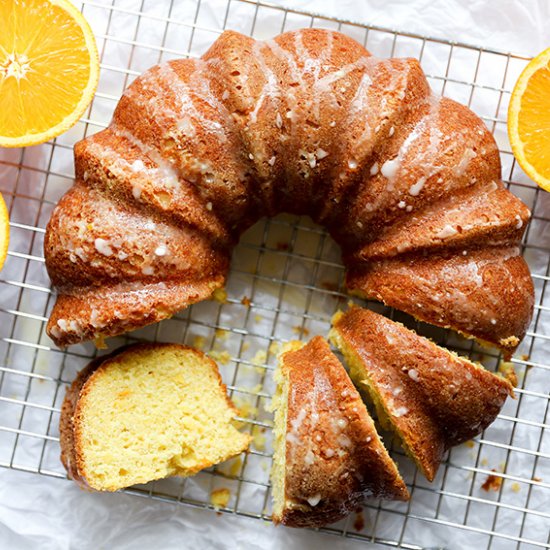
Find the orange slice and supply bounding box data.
[0,192,9,272]
[508,47,550,192]
[0,0,99,148]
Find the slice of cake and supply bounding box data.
[329,307,514,481]
[60,343,251,491]
[271,336,409,528]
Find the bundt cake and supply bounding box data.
[329,307,514,481]
[44,28,533,355]
[59,343,251,491]
[271,337,409,528]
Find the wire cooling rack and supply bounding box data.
[1,1,550,548]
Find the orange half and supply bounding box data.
[508,47,550,192]
[0,193,9,271]
[0,0,99,147]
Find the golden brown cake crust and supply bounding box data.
[45,180,228,347]
[330,307,514,481]
[350,181,531,261]
[47,277,224,347]
[45,28,533,353]
[275,336,409,528]
[346,246,534,358]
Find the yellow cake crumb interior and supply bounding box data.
[270,363,288,518]
[270,341,302,518]
[328,323,424,474]
[75,346,250,491]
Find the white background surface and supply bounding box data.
[1,1,548,549]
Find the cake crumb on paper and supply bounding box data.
[251,350,267,371]
[209,349,231,365]
[353,511,365,531]
[253,426,267,451]
[234,396,258,419]
[481,470,503,492]
[229,457,243,478]
[211,488,231,511]
[215,328,229,340]
[218,456,243,478]
[292,325,310,336]
[276,241,289,251]
[192,335,206,350]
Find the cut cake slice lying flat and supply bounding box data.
[60,343,251,491]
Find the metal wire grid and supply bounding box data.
[0,0,549,548]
